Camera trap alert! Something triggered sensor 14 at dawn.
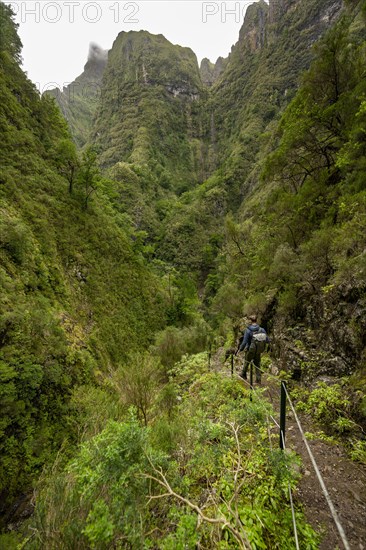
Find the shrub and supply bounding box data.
[113,353,163,426]
[153,320,209,369]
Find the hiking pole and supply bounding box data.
[231,353,234,377]
[250,361,253,401]
[280,381,287,450]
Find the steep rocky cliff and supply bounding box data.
[199,56,227,86]
[91,31,209,192]
[157,0,343,276]
[209,0,343,175]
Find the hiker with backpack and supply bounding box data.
[236,315,269,384]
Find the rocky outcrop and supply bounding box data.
[272,277,366,381]
[239,0,269,52]
[106,30,201,92]
[91,30,207,188]
[269,0,295,24]
[200,56,227,86]
[268,0,343,41]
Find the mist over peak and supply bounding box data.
[88,42,108,63]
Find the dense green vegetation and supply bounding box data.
[92,31,210,193]
[1,0,366,546]
[0,2,167,517]
[218,0,366,350]
[25,354,318,549]
[207,0,366,449]
[157,0,343,282]
[291,381,366,463]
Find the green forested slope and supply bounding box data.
[216,0,366,370]
[92,31,210,192]
[157,0,342,282]
[0,4,165,511]
[76,30,218,241]
[210,0,342,178]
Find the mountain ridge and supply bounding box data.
[48,0,343,188]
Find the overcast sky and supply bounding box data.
[8,1,257,92]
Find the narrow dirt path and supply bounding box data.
[287,418,366,550]
[213,350,366,549]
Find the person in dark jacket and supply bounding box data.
[237,315,269,384]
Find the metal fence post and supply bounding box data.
[280,381,287,450]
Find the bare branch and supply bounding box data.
[142,455,252,549]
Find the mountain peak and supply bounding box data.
[92,29,204,179]
[107,29,201,90]
[83,42,108,80]
[200,56,227,86]
[238,0,269,52]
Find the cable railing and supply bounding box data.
[283,383,351,550]
[221,352,352,550]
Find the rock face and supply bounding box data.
[238,0,269,52]
[46,43,108,147]
[200,56,227,87]
[268,0,294,24]
[106,31,201,92]
[207,0,343,174]
[91,31,209,190]
[271,275,366,380]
